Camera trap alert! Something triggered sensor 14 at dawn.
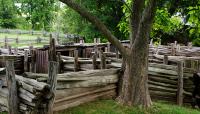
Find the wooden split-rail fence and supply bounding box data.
[0,59,119,113]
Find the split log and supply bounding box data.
[149,75,177,85]
[54,89,116,112]
[47,61,58,114]
[177,61,184,106]
[56,75,118,89]
[15,75,49,91]
[5,60,19,114]
[55,84,115,100]
[24,69,119,79]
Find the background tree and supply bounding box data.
[19,0,56,31]
[60,0,125,42]
[59,0,157,107]
[0,0,18,28]
[118,0,200,46]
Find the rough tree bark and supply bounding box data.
[59,0,157,108]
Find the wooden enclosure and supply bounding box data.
[0,39,200,113]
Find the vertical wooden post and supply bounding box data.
[177,61,184,106]
[187,42,192,49]
[24,50,29,72]
[74,50,79,72]
[100,50,106,69]
[92,52,97,69]
[163,55,168,65]
[176,44,180,52]
[14,48,18,55]
[47,61,58,114]
[94,45,98,58]
[97,38,101,44]
[116,50,119,59]
[158,38,161,46]
[57,52,62,73]
[5,60,19,114]
[29,46,33,54]
[30,49,36,73]
[8,46,12,55]
[49,34,57,61]
[4,36,8,49]
[46,34,58,114]
[82,48,86,58]
[107,43,110,52]
[174,41,177,47]
[171,43,176,56]
[150,39,153,46]
[94,38,97,44]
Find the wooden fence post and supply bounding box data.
[49,34,57,61]
[97,38,100,44]
[107,43,110,52]
[30,49,36,73]
[24,50,29,72]
[115,48,120,59]
[8,46,12,55]
[47,61,58,114]
[92,52,97,69]
[163,55,168,65]
[14,48,18,55]
[47,34,58,114]
[150,39,153,46]
[177,61,184,106]
[94,38,97,44]
[57,52,62,73]
[187,42,192,49]
[5,60,19,114]
[74,50,79,72]
[100,50,106,69]
[171,43,176,56]
[4,36,8,49]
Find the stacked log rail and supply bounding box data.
[23,69,119,112]
[0,69,119,112]
[61,55,111,72]
[148,63,194,104]
[149,45,200,56]
[0,55,24,74]
[109,61,195,104]
[0,73,52,113]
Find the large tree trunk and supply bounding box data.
[118,36,151,107]
[118,0,156,107]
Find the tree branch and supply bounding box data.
[130,0,145,45]
[132,0,157,49]
[59,0,128,56]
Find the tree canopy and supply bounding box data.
[0,0,199,45]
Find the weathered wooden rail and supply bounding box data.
[0,67,119,113]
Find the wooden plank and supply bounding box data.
[100,50,106,69]
[163,55,168,64]
[47,61,58,114]
[74,50,79,72]
[24,50,29,72]
[5,60,19,114]
[177,61,183,106]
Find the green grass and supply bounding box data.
[0,100,199,114]
[60,100,200,114]
[0,33,49,47]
